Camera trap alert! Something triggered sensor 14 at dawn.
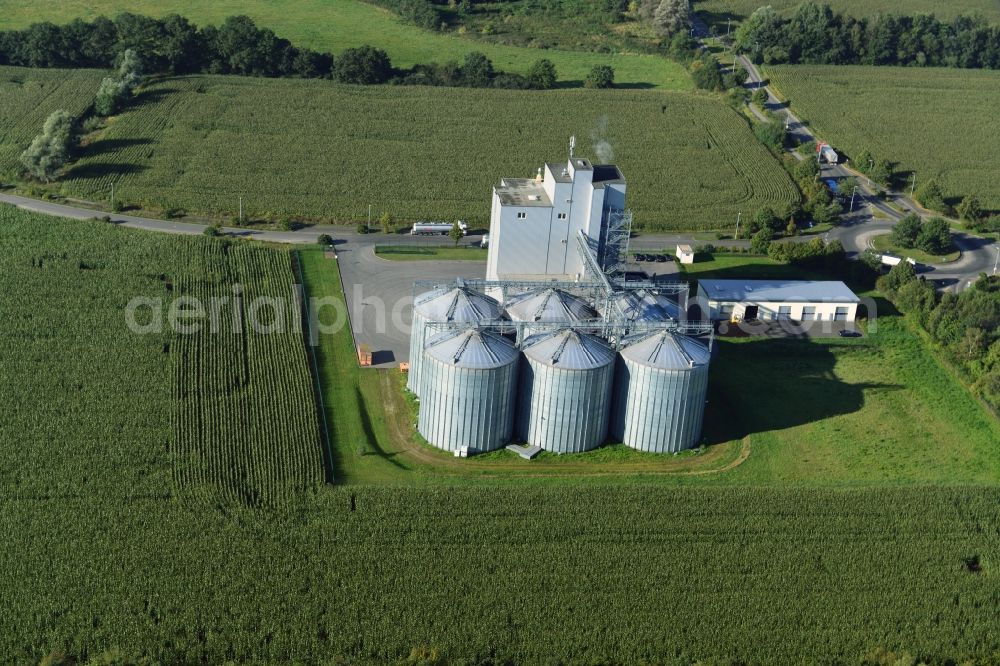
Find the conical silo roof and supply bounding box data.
[620,331,710,369]
[522,329,614,369]
[605,290,681,322]
[505,288,598,323]
[638,290,683,321]
[414,286,504,322]
[424,328,518,368]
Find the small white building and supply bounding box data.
[676,244,695,264]
[485,158,626,281]
[696,280,860,322]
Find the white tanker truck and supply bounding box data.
[410,220,468,236]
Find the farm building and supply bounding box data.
[485,157,627,281]
[405,149,713,456]
[675,244,695,264]
[696,280,860,323]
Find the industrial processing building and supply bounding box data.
[486,156,628,282]
[407,149,714,456]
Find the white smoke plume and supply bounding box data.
[590,116,614,163]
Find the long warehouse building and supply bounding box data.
[696,280,861,323]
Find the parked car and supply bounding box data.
[838,330,862,338]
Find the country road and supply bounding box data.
[735,54,999,290]
[3,128,998,293]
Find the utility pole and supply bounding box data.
[110,182,115,209]
[910,173,916,198]
[850,185,857,212]
[994,245,999,275]
[735,212,742,240]
[368,204,372,230]
[238,195,243,223]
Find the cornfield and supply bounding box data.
[0,66,104,180]
[1,484,999,663]
[0,205,325,506]
[2,206,1000,664]
[30,72,798,231]
[171,243,325,505]
[766,64,1000,209]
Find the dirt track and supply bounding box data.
[374,370,752,479]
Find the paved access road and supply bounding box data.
[736,55,1000,290]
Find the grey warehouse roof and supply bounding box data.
[522,329,614,369]
[621,331,711,369]
[424,328,519,368]
[505,288,599,322]
[414,286,504,321]
[698,280,860,304]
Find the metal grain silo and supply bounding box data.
[517,329,615,453]
[505,288,598,336]
[603,289,681,322]
[637,289,684,321]
[407,286,504,396]
[418,328,519,452]
[611,331,711,453]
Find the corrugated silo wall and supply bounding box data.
[612,357,710,453]
[417,355,518,452]
[405,310,428,395]
[516,357,613,454]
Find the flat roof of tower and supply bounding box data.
[592,164,624,186]
[545,162,573,183]
[495,178,552,207]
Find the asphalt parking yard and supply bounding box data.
[336,242,486,368]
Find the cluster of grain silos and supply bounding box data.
[408,282,712,456]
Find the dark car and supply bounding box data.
[654,254,668,262]
[634,254,647,262]
[838,329,862,338]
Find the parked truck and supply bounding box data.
[880,253,917,267]
[410,220,468,236]
[816,142,839,165]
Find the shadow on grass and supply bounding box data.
[695,8,742,30]
[356,386,406,468]
[82,137,153,157]
[131,86,179,108]
[63,161,147,180]
[701,336,901,445]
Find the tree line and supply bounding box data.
[21,49,144,184]
[878,265,1000,410]
[0,13,567,89]
[735,2,1000,68]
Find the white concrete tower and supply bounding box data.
[485,156,626,281]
